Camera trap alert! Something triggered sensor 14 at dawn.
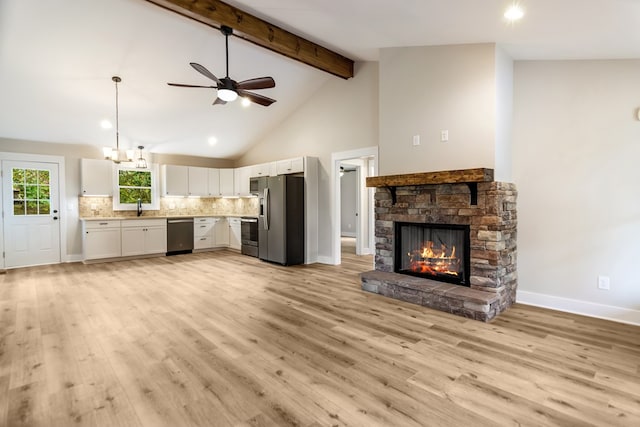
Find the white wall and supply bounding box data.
[340,169,357,236]
[238,62,379,260]
[494,46,514,182]
[513,60,640,323]
[379,44,498,175]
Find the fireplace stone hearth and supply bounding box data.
[361,168,517,322]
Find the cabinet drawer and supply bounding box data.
[194,222,214,237]
[194,235,214,249]
[121,219,166,228]
[84,220,121,230]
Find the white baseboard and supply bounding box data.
[65,254,84,263]
[517,290,640,326]
[316,255,336,265]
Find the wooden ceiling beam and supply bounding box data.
[144,0,354,79]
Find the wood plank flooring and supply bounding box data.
[1,250,639,426]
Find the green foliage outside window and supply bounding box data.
[12,168,50,215]
[118,169,152,204]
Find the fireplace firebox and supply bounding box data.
[394,222,470,286]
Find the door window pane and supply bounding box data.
[12,168,52,216]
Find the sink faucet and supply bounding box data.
[137,198,142,217]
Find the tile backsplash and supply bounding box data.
[79,196,259,218]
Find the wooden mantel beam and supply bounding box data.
[144,0,354,79]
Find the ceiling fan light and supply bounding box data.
[218,88,238,102]
[241,98,251,107]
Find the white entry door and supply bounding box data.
[2,160,61,268]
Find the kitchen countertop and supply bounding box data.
[80,214,256,221]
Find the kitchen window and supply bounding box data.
[113,164,160,211]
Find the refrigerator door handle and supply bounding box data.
[264,187,270,230]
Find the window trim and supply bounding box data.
[113,163,160,211]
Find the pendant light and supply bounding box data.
[104,76,133,163]
[135,145,148,169]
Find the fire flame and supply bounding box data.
[408,241,459,277]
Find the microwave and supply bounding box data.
[249,177,260,195]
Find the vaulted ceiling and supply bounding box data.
[1,0,639,159]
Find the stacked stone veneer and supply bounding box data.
[361,180,517,322]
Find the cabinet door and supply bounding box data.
[229,218,241,250]
[144,226,167,254]
[162,165,189,196]
[214,218,230,246]
[188,167,209,196]
[81,159,113,196]
[84,227,121,259]
[275,158,302,175]
[208,168,221,197]
[250,163,271,178]
[234,166,251,196]
[219,169,234,196]
[121,227,146,256]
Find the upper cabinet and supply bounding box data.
[81,159,113,196]
[187,166,208,197]
[276,157,304,175]
[234,166,252,197]
[161,165,189,196]
[250,162,274,178]
[159,158,306,199]
[207,168,221,197]
[219,169,234,196]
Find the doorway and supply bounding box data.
[1,156,64,269]
[331,147,378,265]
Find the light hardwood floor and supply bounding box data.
[1,250,639,426]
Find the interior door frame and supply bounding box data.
[331,146,378,265]
[0,152,67,269]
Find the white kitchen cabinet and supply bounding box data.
[188,166,209,197]
[234,166,252,197]
[207,168,221,197]
[162,165,189,196]
[228,217,241,250]
[81,159,113,196]
[219,169,234,196]
[82,220,121,260]
[275,157,304,175]
[215,217,230,246]
[121,219,167,256]
[250,162,273,178]
[194,217,215,250]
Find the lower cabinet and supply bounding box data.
[229,217,241,250]
[83,220,121,260]
[194,217,215,250]
[121,219,167,256]
[215,217,230,247]
[194,217,230,250]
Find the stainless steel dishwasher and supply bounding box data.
[166,217,194,255]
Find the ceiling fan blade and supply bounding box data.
[167,83,217,89]
[236,76,276,90]
[190,62,221,84]
[237,90,276,107]
[213,97,227,106]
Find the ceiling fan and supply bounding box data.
[168,25,276,107]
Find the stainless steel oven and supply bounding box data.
[240,217,258,257]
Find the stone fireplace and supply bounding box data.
[360,168,517,322]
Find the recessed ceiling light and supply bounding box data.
[100,119,112,129]
[241,98,251,107]
[208,137,218,146]
[504,4,524,22]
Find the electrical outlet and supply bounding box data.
[598,275,610,290]
[440,130,449,142]
[412,135,420,146]
[90,203,97,211]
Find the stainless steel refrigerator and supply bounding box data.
[257,175,305,265]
